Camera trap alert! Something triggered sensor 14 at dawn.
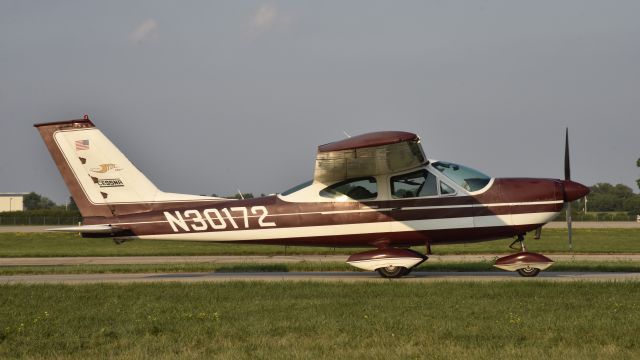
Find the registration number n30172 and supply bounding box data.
[164,206,276,232]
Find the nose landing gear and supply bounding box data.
[508,234,527,252]
[496,234,554,277]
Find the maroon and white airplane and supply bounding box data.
[35,118,589,278]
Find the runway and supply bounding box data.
[1,254,640,266]
[1,271,639,284]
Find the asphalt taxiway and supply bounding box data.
[1,254,640,266]
[1,271,639,284]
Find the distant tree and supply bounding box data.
[230,193,254,200]
[23,192,56,210]
[67,196,78,212]
[22,193,40,211]
[586,183,635,212]
[624,196,640,216]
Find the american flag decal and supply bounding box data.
[75,139,90,151]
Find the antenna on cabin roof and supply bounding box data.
[237,189,245,200]
[342,130,351,138]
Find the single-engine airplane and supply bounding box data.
[35,117,589,278]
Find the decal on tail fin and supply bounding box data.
[35,118,222,218]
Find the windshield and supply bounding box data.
[432,161,491,192]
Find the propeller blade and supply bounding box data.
[567,202,573,251]
[565,127,573,251]
[564,127,571,181]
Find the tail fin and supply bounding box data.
[35,118,220,218]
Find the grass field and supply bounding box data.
[0,228,639,257]
[1,282,639,359]
[1,260,640,276]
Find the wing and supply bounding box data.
[314,131,427,183]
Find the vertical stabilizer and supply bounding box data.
[35,118,220,218]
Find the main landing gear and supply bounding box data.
[494,234,554,277]
[347,234,555,278]
[346,248,426,278]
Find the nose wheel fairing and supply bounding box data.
[493,252,554,276]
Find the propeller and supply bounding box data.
[565,128,573,251]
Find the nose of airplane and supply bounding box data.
[562,180,590,202]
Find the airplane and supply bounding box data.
[35,117,589,278]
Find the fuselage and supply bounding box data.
[83,162,587,248]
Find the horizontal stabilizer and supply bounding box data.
[47,225,122,234]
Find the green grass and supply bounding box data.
[0,228,639,257]
[0,260,639,276]
[0,232,361,257]
[1,282,639,359]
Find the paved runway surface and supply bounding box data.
[1,271,639,284]
[1,254,639,266]
[1,254,640,266]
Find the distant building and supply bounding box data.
[0,193,28,212]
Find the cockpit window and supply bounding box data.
[281,180,313,196]
[391,170,438,198]
[320,177,377,200]
[432,161,491,192]
[440,181,456,195]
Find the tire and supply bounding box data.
[376,266,409,278]
[517,267,541,277]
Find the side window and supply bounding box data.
[391,170,437,198]
[320,177,377,200]
[440,181,456,195]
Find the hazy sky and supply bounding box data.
[1,1,639,204]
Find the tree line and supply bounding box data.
[21,192,78,212]
[576,183,640,216]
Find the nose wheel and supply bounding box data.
[376,266,410,278]
[516,266,541,277]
